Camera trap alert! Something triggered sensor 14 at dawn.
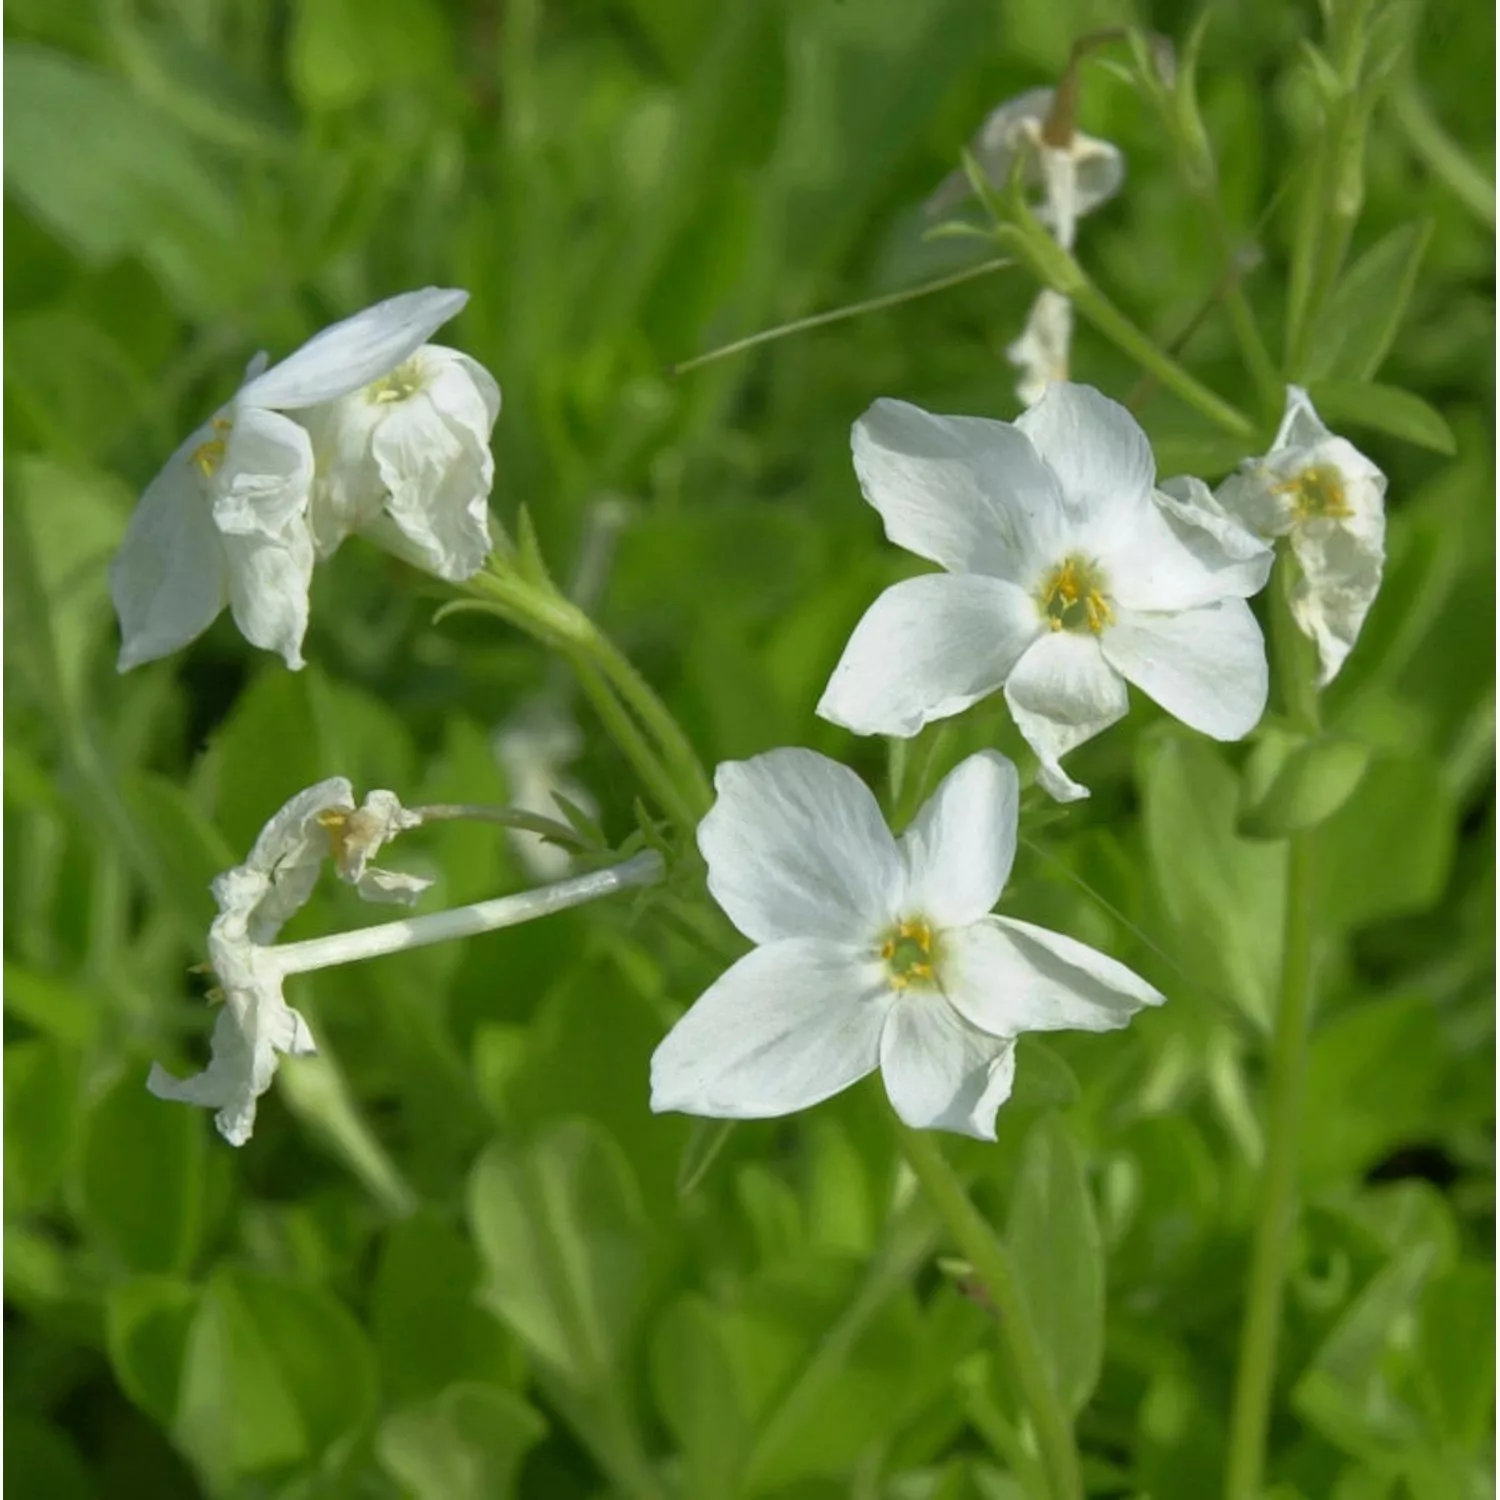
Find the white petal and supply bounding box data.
[1289,518,1385,687]
[1015,382,1154,523]
[925,88,1051,216]
[355,867,435,905]
[851,398,1068,581]
[698,749,902,944]
[1273,384,1332,450]
[237,288,469,410]
[899,751,1019,927]
[1007,291,1073,407]
[1101,599,1268,741]
[1071,134,1126,218]
[1003,632,1127,802]
[817,573,1042,737]
[650,940,890,1118]
[942,915,1163,1037]
[367,355,495,581]
[211,408,315,539]
[111,433,228,671]
[147,984,316,1147]
[879,997,1017,1140]
[1155,476,1274,598]
[220,524,315,670]
[300,396,386,558]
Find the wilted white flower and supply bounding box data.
[650,749,1162,1139]
[927,87,1125,238]
[111,288,471,671]
[1214,386,1387,686]
[148,778,662,1144]
[302,344,501,581]
[818,383,1271,801]
[1007,290,1074,407]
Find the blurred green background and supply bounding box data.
[4,1,1494,1497]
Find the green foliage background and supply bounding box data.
[3,0,1493,1497]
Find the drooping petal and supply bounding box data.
[1101,598,1268,741]
[1273,384,1333,450]
[698,750,902,944]
[1003,632,1128,802]
[942,915,1163,1037]
[1155,476,1274,599]
[1289,518,1385,687]
[650,939,891,1119]
[146,982,317,1146]
[899,751,1019,928]
[238,288,469,410]
[817,573,1042,737]
[1007,290,1073,408]
[211,407,316,539]
[925,88,1052,216]
[1015,382,1155,524]
[324,789,432,905]
[111,433,228,671]
[220,524,316,671]
[1072,133,1126,218]
[879,996,1017,1140]
[851,399,1067,581]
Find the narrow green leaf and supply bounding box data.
[1308,379,1457,454]
[1239,734,1372,838]
[1305,220,1433,381]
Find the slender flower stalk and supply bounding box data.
[268,851,663,976]
[898,1124,1084,1500]
[1223,562,1322,1500]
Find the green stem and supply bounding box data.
[1223,555,1321,1499]
[1223,832,1317,1500]
[1390,78,1495,229]
[1068,277,1254,438]
[896,1124,1083,1500]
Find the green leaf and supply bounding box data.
[1139,734,1286,1028]
[1239,733,1372,838]
[1005,1114,1104,1416]
[288,0,452,113]
[371,1211,523,1404]
[1,1416,96,1500]
[677,1117,738,1197]
[1008,1036,1081,1111]
[467,1118,649,1389]
[3,962,101,1048]
[650,1295,752,1498]
[1415,1262,1495,1449]
[1315,750,1456,929]
[375,1383,547,1500]
[77,1068,207,1275]
[173,1266,378,1488]
[105,1274,202,1425]
[4,1037,80,1213]
[1308,380,1458,455]
[1306,220,1433,381]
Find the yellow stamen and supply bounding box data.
[190,415,233,478]
[368,358,424,404]
[1277,463,1350,520]
[880,917,940,991]
[1036,554,1113,634]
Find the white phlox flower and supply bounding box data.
[927,88,1125,233]
[817,382,1272,802]
[111,288,471,671]
[148,777,663,1144]
[302,344,501,582]
[494,699,597,880]
[650,749,1163,1139]
[1214,386,1387,686]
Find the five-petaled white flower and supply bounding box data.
[1213,386,1387,686]
[110,288,490,672]
[817,382,1272,801]
[146,778,427,1144]
[650,749,1163,1138]
[302,343,501,581]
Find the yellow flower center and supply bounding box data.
[368,358,425,404]
[880,917,940,991]
[190,415,234,478]
[1036,554,1113,634]
[1281,463,1350,520]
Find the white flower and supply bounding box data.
[302,344,501,581]
[111,288,469,671]
[1008,290,1074,407]
[1214,386,1387,686]
[650,749,1162,1139]
[817,383,1271,801]
[146,778,427,1143]
[927,88,1124,240]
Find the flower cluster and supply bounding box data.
[110,289,499,672]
